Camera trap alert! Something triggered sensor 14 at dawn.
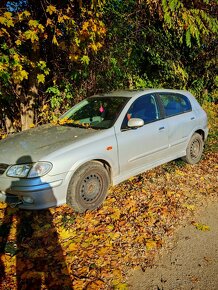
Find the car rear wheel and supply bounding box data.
[67,161,110,213]
[182,133,204,164]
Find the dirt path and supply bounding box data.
[128,199,218,290]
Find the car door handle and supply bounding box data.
[159,126,165,131]
[191,117,195,120]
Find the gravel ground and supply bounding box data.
[128,199,218,290]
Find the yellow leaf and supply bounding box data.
[58,15,69,23]
[68,243,78,251]
[86,280,105,290]
[90,43,98,52]
[13,69,29,83]
[13,53,20,62]
[6,19,14,27]
[24,30,39,43]
[52,35,58,46]
[146,240,157,250]
[4,12,12,19]
[98,247,110,256]
[46,5,57,15]
[111,208,121,220]
[46,18,53,26]
[38,24,44,32]
[114,283,128,290]
[81,55,90,65]
[0,16,6,25]
[183,204,195,210]
[28,19,38,28]
[37,74,45,84]
[15,39,22,46]
[193,223,210,231]
[107,224,114,231]
[59,229,72,240]
[23,10,31,17]
[175,169,184,176]
[82,21,89,31]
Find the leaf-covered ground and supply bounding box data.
[0,148,217,289]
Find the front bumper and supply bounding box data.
[0,173,68,210]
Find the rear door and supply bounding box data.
[157,92,196,154]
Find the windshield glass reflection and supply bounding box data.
[59,96,130,129]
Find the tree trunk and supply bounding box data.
[20,84,37,131]
[20,51,39,131]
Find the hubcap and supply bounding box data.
[80,174,102,202]
[190,139,200,159]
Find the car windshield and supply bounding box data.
[59,96,130,129]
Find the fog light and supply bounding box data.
[22,197,34,204]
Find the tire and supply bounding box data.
[66,161,110,213]
[182,133,204,164]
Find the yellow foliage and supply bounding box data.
[46,5,57,15]
[52,35,58,46]
[23,10,31,17]
[38,24,44,32]
[37,73,45,84]
[58,228,73,240]
[82,21,89,31]
[4,12,13,19]
[58,14,70,23]
[13,53,20,62]
[182,204,195,210]
[13,69,29,83]
[0,16,6,24]
[0,14,14,27]
[24,29,39,43]
[86,280,105,290]
[18,10,31,21]
[146,240,157,250]
[28,19,38,28]
[68,243,78,251]
[89,43,98,52]
[192,222,210,231]
[15,39,22,46]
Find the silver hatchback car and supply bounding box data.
[0,89,208,212]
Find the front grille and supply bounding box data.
[0,163,9,175]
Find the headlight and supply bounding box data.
[7,162,52,178]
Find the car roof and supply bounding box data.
[94,89,191,99]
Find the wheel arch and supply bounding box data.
[66,157,113,186]
[91,159,112,183]
[195,129,205,141]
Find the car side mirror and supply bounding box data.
[128,118,144,128]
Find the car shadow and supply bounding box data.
[0,156,72,289]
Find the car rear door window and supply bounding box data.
[159,93,192,117]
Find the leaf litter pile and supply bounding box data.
[0,150,217,289]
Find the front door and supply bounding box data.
[115,94,169,178]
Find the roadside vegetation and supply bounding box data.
[0,0,217,133]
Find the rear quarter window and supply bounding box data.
[159,93,192,117]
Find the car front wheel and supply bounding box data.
[67,161,110,213]
[182,133,204,164]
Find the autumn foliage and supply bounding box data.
[0,0,217,133]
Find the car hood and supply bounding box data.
[0,124,98,164]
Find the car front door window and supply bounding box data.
[122,94,159,129]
